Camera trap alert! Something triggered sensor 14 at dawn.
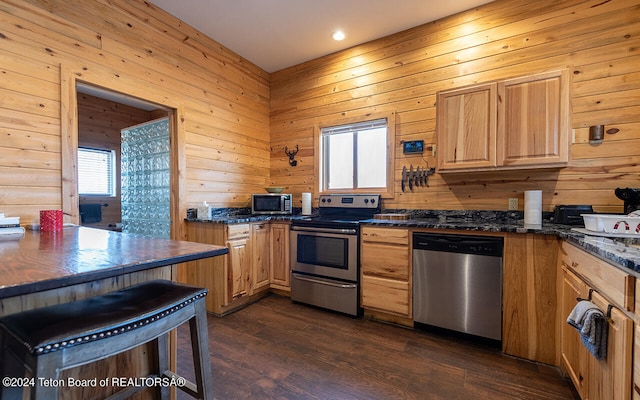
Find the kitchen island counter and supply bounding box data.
[0,226,228,300]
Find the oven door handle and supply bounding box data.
[292,273,357,289]
[291,226,357,234]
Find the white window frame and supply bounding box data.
[77,147,117,197]
[315,111,395,198]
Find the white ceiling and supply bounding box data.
[149,0,495,73]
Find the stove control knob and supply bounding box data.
[364,199,369,204]
[370,198,376,204]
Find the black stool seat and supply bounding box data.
[0,280,206,355]
[0,280,213,400]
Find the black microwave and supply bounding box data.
[252,193,292,215]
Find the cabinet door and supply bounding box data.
[251,223,271,293]
[588,291,633,400]
[497,70,570,167]
[226,237,250,302]
[269,223,290,288]
[560,267,589,398]
[436,82,497,171]
[634,322,640,400]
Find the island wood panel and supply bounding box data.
[0,266,174,400]
[0,0,269,227]
[179,222,227,314]
[270,0,640,213]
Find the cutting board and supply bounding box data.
[373,213,410,220]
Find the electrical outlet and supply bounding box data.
[508,198,519,210]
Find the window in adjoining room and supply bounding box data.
[77,147,116,197]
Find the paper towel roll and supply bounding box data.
[524,190,542,226]
[302,192,312,215]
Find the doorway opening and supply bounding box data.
[76,83,173,239]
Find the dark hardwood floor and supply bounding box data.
[178,294,577,400]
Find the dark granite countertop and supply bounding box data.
[0,226,228,299]
[560,231,640,275]
[185,207,640,275]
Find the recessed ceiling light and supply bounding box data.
[332,30,345,41]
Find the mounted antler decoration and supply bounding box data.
[284,145,299,167]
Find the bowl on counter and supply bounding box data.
[265,187,285,193]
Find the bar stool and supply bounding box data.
[0,280,213,400]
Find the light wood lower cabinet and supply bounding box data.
[250,222,271,293]
[269,222,290,289]
[635,318,640,400]
[360,227,410,318]
[226,224,251,302]
[182,221,288,315]
[561,267,589,398]
[559,241,634,400]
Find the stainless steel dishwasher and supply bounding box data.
[413,232,503,341]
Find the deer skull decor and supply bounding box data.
[284,145,299,167]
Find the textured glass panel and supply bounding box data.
[121,118,170,239]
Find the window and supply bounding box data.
[319,117,393,194]
[77,147,116,196]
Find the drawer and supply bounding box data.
[361,275,410,317]
[361,227,409,245]
[562,241,635,312]
[226,224,250,240]
[361,242,409,280]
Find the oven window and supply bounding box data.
[297,234,348,270]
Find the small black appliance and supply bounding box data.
[553,205,593,225]
[614,188,640,214]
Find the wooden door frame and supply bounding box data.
[60,65,187,241]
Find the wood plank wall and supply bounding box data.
[1,0,638,227]
[270,0,640,213]
[0,0,270,232]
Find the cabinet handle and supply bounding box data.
[571,262,579,268]
[634,383,640,395]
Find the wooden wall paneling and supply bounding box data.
[271,1,634,119]
[116,0,270,84]
[1,0,270,226]
[270,0,640,212]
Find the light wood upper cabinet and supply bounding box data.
[497,70,570,167]
[436,82,497,171]
[437,70,570,172]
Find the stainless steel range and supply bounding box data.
[290,194,381,316]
